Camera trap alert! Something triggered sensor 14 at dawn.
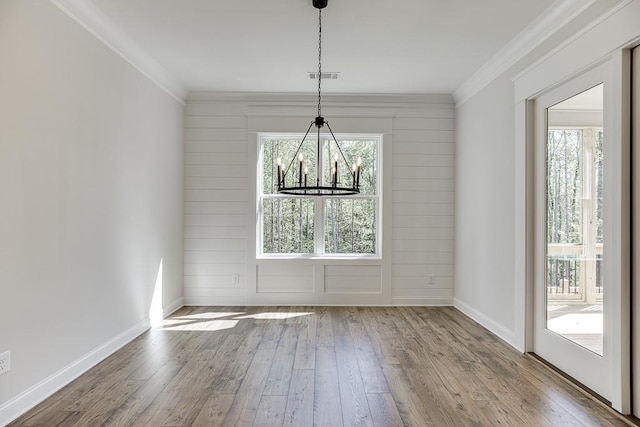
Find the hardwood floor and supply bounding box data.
[10,306,634,426]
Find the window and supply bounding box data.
[546,127,603,245]
[258,134,381,256]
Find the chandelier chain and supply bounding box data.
[317,9,322,117]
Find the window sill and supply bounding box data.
[256,254,381,261]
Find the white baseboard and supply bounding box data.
[392,297,454,306]
[453,298,516,348]
[184,297,454,307]
[0,319,150,426]
[184,296,247,306]
[163,297,184,317]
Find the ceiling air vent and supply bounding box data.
[308,72,340,80]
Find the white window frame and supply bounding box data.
[257,132,382,259]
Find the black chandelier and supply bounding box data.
[276,0,361,196]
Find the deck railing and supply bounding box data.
[547,256,580,295]
[546,243,603,301]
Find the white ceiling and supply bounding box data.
[88,0,557,95]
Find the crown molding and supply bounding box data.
[452,0,598,108]
[512,0,634,84]
[49,0,187,105]
[186,91,454,105]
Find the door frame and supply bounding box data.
[632,45,640,418]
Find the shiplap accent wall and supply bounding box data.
[391,112,456,304]
[184,93,455,305]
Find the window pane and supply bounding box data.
[262,198,314,253]
[545,84,604,356]
[546,129,582,244]
[263,138,317,194]
[324,199,375,254]
[323,139,377,195]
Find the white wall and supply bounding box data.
[0,1,184,421]
[455,0,639,351]
[455,75,516,338]
[184,93,455,306]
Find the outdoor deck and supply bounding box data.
[547,302,603,355]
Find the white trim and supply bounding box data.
[163,297,184,318]
[184,300,451,307]
[514,0,640,102]
[453,0,597,107]
[609,49,632,414]
[392,298,453,306]
[256,133,382,258]
[187,92,454,105]
[453,298,516,348]
[184,296,248,306]
[631,45,640,417]
[0,320,150,426]
[512,0,635,84]
[48,0,187,105]
[513,100,535,354]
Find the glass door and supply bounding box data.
[534,65,613,400]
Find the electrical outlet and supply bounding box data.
[0,351,10,375]
[427,275,435,285]
[233,274,240,285]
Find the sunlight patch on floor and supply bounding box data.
[153,310,315,331]
[174,312,246,320]
[233,312,314,320]
[156,319,239,332]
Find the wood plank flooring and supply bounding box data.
[9,306,634,426]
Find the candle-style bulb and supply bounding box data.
[277,158,282,188]
[352,163,357,172]
[357,157,362,166]
[298,154,303,187]
[334,153,339,161]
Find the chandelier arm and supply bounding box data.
[283,120,315,177]
[278,187,359,196]
[325,120,353,170]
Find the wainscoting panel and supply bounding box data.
[324,265,382,294]
[256,262,314,294]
